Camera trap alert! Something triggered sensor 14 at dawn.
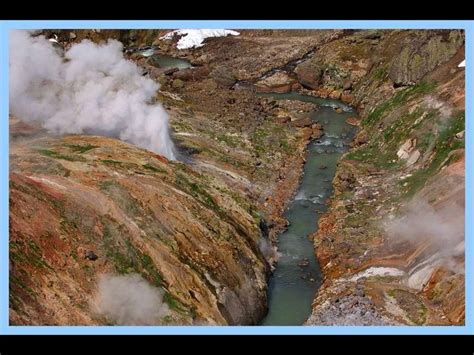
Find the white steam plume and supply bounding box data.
[92,274,169,325]
[9,30,175,159]
[383,196,464,263]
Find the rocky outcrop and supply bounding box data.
[255,71,297,93]
[294,60,323,89]
[388,30,464,86]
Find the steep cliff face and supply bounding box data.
[9,120,269,325]
[293,30,465,325]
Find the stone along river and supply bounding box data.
[259,92,356,325]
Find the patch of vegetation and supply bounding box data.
[10,240,52,271]
[401,111,465,197]
[363,81,437,126]
[38,149,86,162]
[142,163,166,174]
[101,159,127,168]
[101,224,163,287]
[373,66,388,81]
[175,173,221,213]
[163,292,192,315]
[63,143,98,153]
[10,275,37,299]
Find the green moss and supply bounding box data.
[10,240,52,271]
[38,149,86,162]
[373,66,388,81]
[63,143,98,153]
[101,159,126,167]
[175,173,221,213]
[163,292,192,315]
[402,111,465,197]
[142,163,166,174]
[363,81,437,126]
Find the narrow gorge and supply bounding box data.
[9,29,465,326]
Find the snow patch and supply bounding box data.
[160,29,239,50]
[458,60,465,68]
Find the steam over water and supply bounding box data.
[9,30,176,159]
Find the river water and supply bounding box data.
[258,92,356,325]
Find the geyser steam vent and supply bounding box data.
[9,30,176,159]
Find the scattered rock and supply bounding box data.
[456,130,464,139]
[406,149,421,166]
[255,71,295,93]
[210,65,236,88]
[354,130,369,145]
[329,90,342,100]
[85,251,98,261]
[295,61,323,89]
[163,67,179,75]
[291,117,313,128]
[343,79,353,90]
[341,92,354,104]
[298,258,310,267]
[172,65,210,81]
[312,128,324,139]
[346,117,360,126]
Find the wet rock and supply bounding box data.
[334,107,343,113]
[346,117,360,126]
[255,71,295,93]
[295,60,323,89]
[163,67,179,75]
[319,165,327,170]
[312,129,323,139]
[291,117,313,128]
[341,92,354,104]
[85,251,98,261]
[329,90,342,100]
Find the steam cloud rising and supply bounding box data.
[92,274,169,325]
[9,30,175,159]
[383,196,464,262]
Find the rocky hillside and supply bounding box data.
[10,119,270,325]
[292,30,465,325]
